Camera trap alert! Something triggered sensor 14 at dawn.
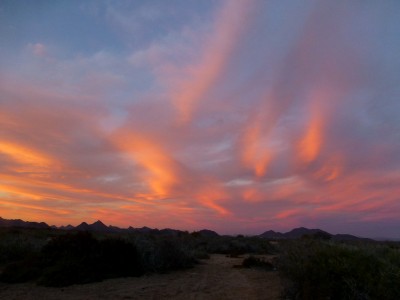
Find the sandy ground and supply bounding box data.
[0,254,282,300]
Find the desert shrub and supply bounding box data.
[200,235,275,256]
[134,235,196,273]
[0,238,35,263]
[192,248,210,260]
[242,255,274,270]
[0,257,42,283]
[155,239,196,271]
[39,232,143,286]
[279,240,400,300]
[0,229,47,264]
[0,232,144,287]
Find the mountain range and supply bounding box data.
[0,216,371,241]
[0,217,214,236]
[259,227,372,241]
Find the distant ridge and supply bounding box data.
[0,216,50,229]
[259,227,372,241]
[0,217,187,236]
[0,216,372,240]
[259,230,284,239]
[197,229,220,237]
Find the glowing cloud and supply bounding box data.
[241,115,273,177]
[172,0,254,123]
[298,114,323,163]
[113,132,178,196]
[0,141,53,168]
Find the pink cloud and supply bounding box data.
[170,1,256,123]
[28,43,47,57]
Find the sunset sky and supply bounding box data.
[1,1,400,238]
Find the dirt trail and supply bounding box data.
[0,254,282,300]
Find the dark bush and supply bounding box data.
[242,255,274,270]
[201,235,275,256]
[151,238,195,272]
[279,240,400,300]
[0,232,144,287]
[0,230,45,264]
[0,257,42,283]
[39,232,143,286]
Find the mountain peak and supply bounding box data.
[90,220,108,230]
[92,220,106,226]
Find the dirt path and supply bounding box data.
[0,255,282,300]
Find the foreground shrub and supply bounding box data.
[0,229,46,264]
[134,235,196,273]
[242,255,274,270]
[197,235,275,256]
[0,257,42,283]
[1,232,144,286]
[279,240,400,300]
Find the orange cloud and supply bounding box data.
[297,101,324,164]
[0,184,43,200]
[241,176,308,203]
[0,141,54,168]
[313,155,342,182]
[241,116,273,177]
[113,132,178,196]
[275,209,302,220]
[195,181,230,216]
[298,115,323,163]
[173,1,254,123]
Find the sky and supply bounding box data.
[1,0,400,238]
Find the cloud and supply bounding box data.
[170,1,256,123]
[0,1,400,237]
[27,43,47,57]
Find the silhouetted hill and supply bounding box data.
[90,220,109,231]
[332,234,372,242]
[59,224,75,230]
[0,216,373,241]
[128,226,155,233]
[75,222,91,231]
[198,229,220,237]
[136,226,153,233]
[0,216,50,229]
[159,228,184,236]
[259,227,370,241]
[285,227,329,239]
[74,220,117,232]
[259,230,284,239]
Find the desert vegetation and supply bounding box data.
[278,237,400,299]
[1,226,399,300]
[0,227,274,288]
